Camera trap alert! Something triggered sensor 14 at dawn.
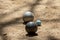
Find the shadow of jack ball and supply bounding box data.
[25,22,37,34]
[23,11,34,23]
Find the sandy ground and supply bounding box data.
[0,0,60,40]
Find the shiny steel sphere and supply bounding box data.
[23,11,34,23]
[35,19,41,26]
[25,22,37,34]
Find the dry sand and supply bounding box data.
[0,0,60,40]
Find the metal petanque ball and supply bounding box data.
[23,11,34,23]
[25,22,37,34]
[35,19,41,26]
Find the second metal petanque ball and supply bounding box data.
[23,11,34,23]
[25,22,37,34]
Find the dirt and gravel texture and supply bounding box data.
[0,0,60,40]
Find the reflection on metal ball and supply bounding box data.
[25,22,37,34]
[23,11,34,23]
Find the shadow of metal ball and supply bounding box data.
[25,22,37,34]
[23,11,34,24]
